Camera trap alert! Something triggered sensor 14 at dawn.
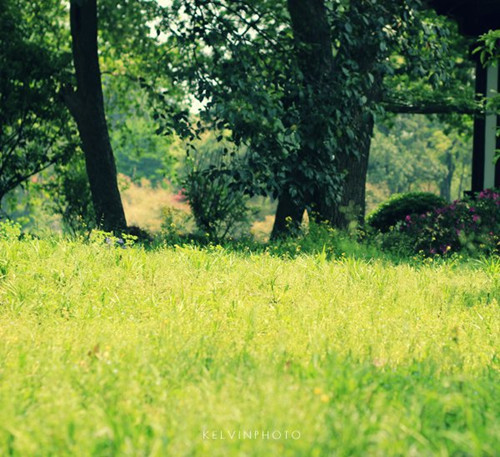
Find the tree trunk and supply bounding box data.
[315,114,374,228]
[457,160,466,199]
[270,190,304,240]
[439,148,455,202]
[271,0,334,238]
[65,0,127,232]
[273,0,384,235]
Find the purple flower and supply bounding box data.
[478,189,499,200]
[472,214,480,223]
[405,215,411,222]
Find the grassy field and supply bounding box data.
[0,237,499,456]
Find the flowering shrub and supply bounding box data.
[385,189,499,256]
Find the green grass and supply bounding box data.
[0,237,499,456]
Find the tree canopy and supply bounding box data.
[0,0,75,202]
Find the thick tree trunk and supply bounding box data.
[270,190,304,240]
[66,0,127,232]
[271,0,334,238]
[273,0,385,235]
[333,120,374,228]
[287,0,333,73]
[315,114,374,228]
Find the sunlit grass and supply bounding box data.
[0,239,498,456]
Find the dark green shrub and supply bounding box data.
[182,150,250,241]
[367,192,447,232]
[43,152,95,234]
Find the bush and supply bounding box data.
[43,152,95,234]
[380,189,500,256]
[182,150,250,241]
[367,192,447,232]
[0,219,22,241]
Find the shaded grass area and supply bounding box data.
[0,239,499,456]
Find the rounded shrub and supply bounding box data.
[367,192,447,232]
[182,150,250,242]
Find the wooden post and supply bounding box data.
[472,58,500,192]
[484,64,500,188]
[496,64,500,188]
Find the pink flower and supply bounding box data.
[405,215,411,222]
[472,214,480,223]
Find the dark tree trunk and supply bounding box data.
[273,0,384,235]
[270,190,304,240]
[286,0,333,74]
[315,114,374,228]
[332,118,374,228]
[271,0,334,238]
[65,0,127,232]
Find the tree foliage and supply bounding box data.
[158,0,478,234]
[0,0,75,203]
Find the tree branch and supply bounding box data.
[60,84,82,122]
[382,100,481,115]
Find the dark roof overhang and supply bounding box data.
[427,0,500,36]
